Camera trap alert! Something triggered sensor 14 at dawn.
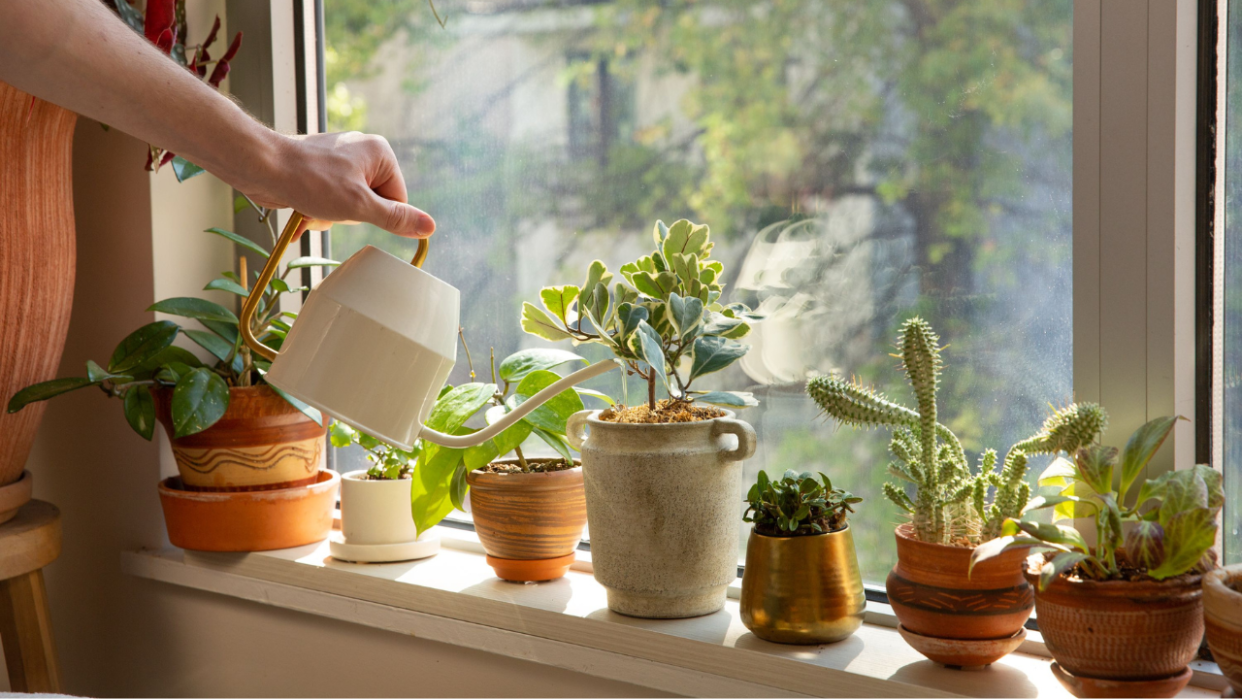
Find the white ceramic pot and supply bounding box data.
[567,409,756,618]
[329,470,439,563]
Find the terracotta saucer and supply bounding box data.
[1050,662,1192,698]
[0,470,33,525]
[898,625,1026,669]
[486,553,576,583]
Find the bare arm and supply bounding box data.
[0,0,434,238]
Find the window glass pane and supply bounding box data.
[324,1,1073,582]
[1223,0,1242,563]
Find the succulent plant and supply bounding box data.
[521,219,759,411]
[807,317,1106,546]
[972,416,1220,588]
[744,470,862,536]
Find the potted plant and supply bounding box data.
[1203,564,1242,696]
[408,339,606,582]
[8,199,340,550]
[807,316,1106,666]
[327,423,440,563]
[972,417,1218,698]
[527,219,759,618]
[739,469,865,644]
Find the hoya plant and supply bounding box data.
[521,219,759,411]
[7,197,336,439]
[744,470,862,537]
[408,342,613,534]
[329,422,419,481]
[971,416,1221,589]
[807,316,1108,546]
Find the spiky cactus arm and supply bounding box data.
[898,318,942,490]
[806,376,921,431]
[884,482,914,513]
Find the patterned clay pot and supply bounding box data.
[153,385,327,490]
[1030,568,1202,691]
[566,409,756,619]
[0,83,77,522]
[466,459,587,583]
[886,523,1032,665]
[1204,565,1242,695]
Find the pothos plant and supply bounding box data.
[521,219,759,411]
[329,422,418,480]
[408,340,613,535]
[7,198,337,439]
[744,470,862,537]
[971,416,1221,589]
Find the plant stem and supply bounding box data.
[648,372,657,411]
[459,327,475,381]
[514,444,529,473]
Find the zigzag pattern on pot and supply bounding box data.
[887,574,1034,616]
[172,440,321,475]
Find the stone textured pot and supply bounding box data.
[887,523,1032,665]
[567,409,756,619]
[1029,568,1202,689]
[153,384,327,490]
[740,525,865,644]
[0,83,77,522]
[159,469,339,551]
[329,470,439,563]
[466,459,587,583]
[1204,565,1242,695]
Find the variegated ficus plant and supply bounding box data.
[520,219,760,411]
[971,416,1221,589]
[807,317,1107,547]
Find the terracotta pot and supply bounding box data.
[567,409,757,619]
[1029,568,1202,685]
[152,384,327,490]
[466,459,587,582]
[158,469,339,551]
[0,83,77,520]
[1204,565,1242,695]
[740,526,865,644]
[886,523,1032,666]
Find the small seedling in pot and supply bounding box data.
[329,422,418,480]
[744,470,862,536]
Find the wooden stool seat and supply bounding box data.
[0,500,62,692]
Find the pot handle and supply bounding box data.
[240,211,429,361]
[566,410,592,451]
[713,417,756,463]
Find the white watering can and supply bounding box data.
[240,212,617,450]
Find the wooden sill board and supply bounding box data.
[122,541,1220,698]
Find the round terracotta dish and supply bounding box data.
[1028,567,1202,687]
[466,459,586,582]
[153,384,328,491]
[1205,565,1242,695]
[159,469,339,551]
[886,523,1032,666]
[0,471,34,525]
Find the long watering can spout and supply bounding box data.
[417,359,621,448]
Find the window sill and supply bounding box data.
[122,530,1225,698]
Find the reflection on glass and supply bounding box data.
[1224,0,1242,564]
[325,0,1074,583]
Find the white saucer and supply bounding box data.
[328,531,441,563]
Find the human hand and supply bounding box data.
[239,131,436,239]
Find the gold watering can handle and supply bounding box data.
[240,211,430,361]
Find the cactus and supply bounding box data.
[806,317,1107,546]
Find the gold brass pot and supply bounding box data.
[740,525,866,644]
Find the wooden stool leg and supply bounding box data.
[0,569,62,692]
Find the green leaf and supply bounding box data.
[668,292,705,341]
[108,321,180,373]
[1149,507,1218,579]
[204,277,250,297]
[692,391,757,408]
[233,195,251,214]
[1074,444,1117,497]
[492,420,534,457]
[170,156,206,182]
[531,426,574,461]
[497,349,586,383]
[7,377,96,413]
[140,346,205,373]
[521,303,574,342]
[286,256,341,270]
[1012,520,1091,554]
[573,387,615,405]
[113,0,144,31]
[1196,464,1225,508]
[425,383,496,434]
[539,286,580,325]
[579,261,613,310]
[204,227,270,259]
[201,319,240,345]
[123,385,155,440]
[631,271,665,299]
[514,369,585,434]
[170,368,230,438]
[450,463,471,511]
[1119,416,1180,500]
[703,312,744,337]
[1038,455,1078,487]
[86,359,132,384]
[183,330,244,374]
[411,444,464,535]
[662,219,709,261]
[269,384,323,425]
[1023,494,1098,519]
[690,335,748,381]
[1123,521,1165,570]
[634,321,672,396]
[1039,552,1092,591]
[616,303,648,342]
[148,297,238,324]
[329,422,356,448]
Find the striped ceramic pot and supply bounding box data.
[154,384,327,491]
[1204,565,1242,695]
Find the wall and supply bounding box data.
[19,120,664,698]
